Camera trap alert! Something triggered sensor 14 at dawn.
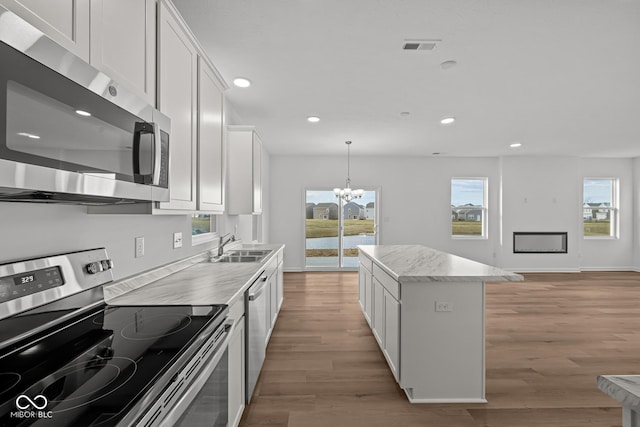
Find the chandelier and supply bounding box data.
[333,141,364,202]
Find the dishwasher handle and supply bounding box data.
[248,285,266,301]
[248,276,268,301]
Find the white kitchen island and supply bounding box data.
[357,245,523,403]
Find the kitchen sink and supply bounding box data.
[217,255,264,263]
[208,249,272,263]
[226,250,272,257]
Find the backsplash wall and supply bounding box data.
[0,203,214,280]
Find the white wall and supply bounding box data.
[0,204,214,281]
[271,154,636,272]
[270,155,501,271]
[634,157,640,271]
[579,158,634,270]
[499,156,581,271]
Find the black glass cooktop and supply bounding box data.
[0,303,226,426]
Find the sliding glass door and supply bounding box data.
[305,189,377,268]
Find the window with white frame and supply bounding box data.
[583,178,618,238]
[192,214,218,244]
[451,178,487,238]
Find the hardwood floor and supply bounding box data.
[239,271,640,427]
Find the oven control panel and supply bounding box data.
[85,259,114,275]
[0,248,113,320]
[0,266,64,303]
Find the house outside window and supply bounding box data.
[451,178,488,238]
[192,214,218,244]
[583,178,618,238]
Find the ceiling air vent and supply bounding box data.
[402,40,440,51]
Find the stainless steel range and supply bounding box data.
[0,248,230,426]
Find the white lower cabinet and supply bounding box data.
[276,260,284,311]
[359,265,373,325]
[359,259,400,382]
[372,278,385,346]
[228,316,245,427]
[383,290,400,381]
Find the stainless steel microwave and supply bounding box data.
[0,6,169,204]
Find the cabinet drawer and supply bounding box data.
[359,254,373,272]
[264,258,278,278]
[372,263,400,301]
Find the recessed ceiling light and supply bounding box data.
[307,116,320,123]
[510,142,522,148]
[440,117,455,125]
[17,132,40,139]
[75,110,91,117]
[440,60,457,70]
[233,77,251,88]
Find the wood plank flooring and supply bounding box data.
[240,271,640,427]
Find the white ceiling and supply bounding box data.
[173,0,640,158]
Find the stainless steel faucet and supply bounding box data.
[218,233,236,256]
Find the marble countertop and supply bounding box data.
[105,243,284,307]
[358,245,523,283]
[598,375,640,408]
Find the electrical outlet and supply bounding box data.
[435,301,453,312]
[173,232,183,249]
[135,237,144,258]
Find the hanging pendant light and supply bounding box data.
[334,141,364,202]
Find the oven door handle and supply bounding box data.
[155,318,235,427]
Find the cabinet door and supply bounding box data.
[364,270,373,325]
[269,272,277,329]
[89,0,155,104]
[0,0,90,61]
[384,291,400,382]
[227,127,263,215]
[197,58,225,212]
[372,278,385,347]
[277,261,284,311]
[158,2,197,210]
[252,133,262,214]
[358,265,366,311]
[228,318,245,427]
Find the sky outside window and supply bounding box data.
[451,179,484,205]
[583,179,613,204]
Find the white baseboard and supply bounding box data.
[579,266,637,272]
[502,267,581,273]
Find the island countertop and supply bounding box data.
[597,375,640,409]
[358,244,523,283]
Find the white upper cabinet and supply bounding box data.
[228,126,263,215]
[0,0,90,61]
[156,0,227,214]
[157,0,197,211]
[197,57,225,213]
[1,0,156,104]
[89,0,156,105]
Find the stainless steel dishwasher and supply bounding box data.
[245,271,268,403]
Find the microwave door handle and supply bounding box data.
[133,122,155,184]
[151,122,162,186]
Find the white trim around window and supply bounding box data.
[451,177,488,240]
